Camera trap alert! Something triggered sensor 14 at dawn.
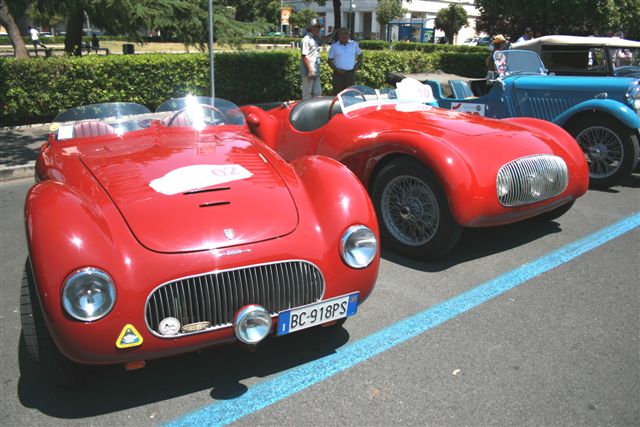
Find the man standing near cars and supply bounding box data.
[300,19,324,100]
[28,26,47,55]
[328,27,363,95]
[516,28,533,43]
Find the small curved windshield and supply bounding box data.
[52,102,153,140]
[337,80,435,115]
[156,96,245,128]
[494,50,547,77]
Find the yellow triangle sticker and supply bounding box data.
[116,324,144,349]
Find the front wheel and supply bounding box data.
[20,257,90,387]
[566,116,639,188]
[371,157,462,259]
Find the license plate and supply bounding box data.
[277,292,359,336]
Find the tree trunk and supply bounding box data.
[64,8,84,55]
[332,0,342,29]
[0,0,28,59]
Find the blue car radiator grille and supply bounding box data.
[497,155,569,207]
[145,260,324,337]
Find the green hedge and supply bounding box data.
[0,49,486,126]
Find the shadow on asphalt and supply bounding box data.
[382,217,563,272]
[0,129,46,167]
[17,324,350,417]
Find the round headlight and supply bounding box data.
[340,225,378,269]
[626,84,640,110]
[62,267,116,321]
[234,305,272,344]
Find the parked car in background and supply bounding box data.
[242,84,588,259]
[22,96,379,385]
[396,49,640,188]
[512,35,640,77]
[461,37,479,46]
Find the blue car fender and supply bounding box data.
[552,99,640,130]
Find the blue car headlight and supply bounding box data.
[626,83,640,111]
[340,225,377,269]
[62,267,116,321]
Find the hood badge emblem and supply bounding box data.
[224,228,235,240]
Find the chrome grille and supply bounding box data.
[145,260,324,337]
[497,155,568,207]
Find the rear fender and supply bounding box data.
[241,105,280,149]
[553,99,640,129]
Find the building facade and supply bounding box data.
[284,0,480,44]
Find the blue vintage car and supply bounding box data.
[395,50,640,188]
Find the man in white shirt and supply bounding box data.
[516,28,532,43]
[300,19,324,100]
[28,26,47,55]
[328,28,363,95]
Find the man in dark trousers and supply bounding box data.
[328,27,363,95]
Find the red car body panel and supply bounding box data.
[241,102,589,227]
[25,121,379,365]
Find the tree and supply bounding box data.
[30,0,268,53]
[376,0,406,42]
[0,0,28,58]
[475,0,640,41]
[434,3,468,44]
[289,8,317,33]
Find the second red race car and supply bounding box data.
[241,83,589,259]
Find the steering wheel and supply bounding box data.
[166,104,225,127]
[328,88,367,120]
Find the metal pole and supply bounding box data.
[208,0,215,99]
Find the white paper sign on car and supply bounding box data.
[451,102,486,116]
[149,164,252,195]
[395,78,436,104]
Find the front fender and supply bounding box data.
[24,180,133,331]
[357,130,476,226]
[289,155,380,300]
[502,117,589,197]
[553,99,640,129]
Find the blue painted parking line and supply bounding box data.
[167,213,639,427]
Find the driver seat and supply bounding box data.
[289,97,341,132]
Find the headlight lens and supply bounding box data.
[626,83,640,111]
[62,267,116,321]
[340,225,377,269]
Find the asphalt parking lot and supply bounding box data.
[1,173,638,426]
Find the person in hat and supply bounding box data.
[300,18,333,100]
[485,34,509,73]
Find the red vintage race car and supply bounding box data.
[241,84,589,259]
[23,96,379,385]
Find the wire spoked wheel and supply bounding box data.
[567,115,639,188]
[372,157,462,259]
[380,175,439,246]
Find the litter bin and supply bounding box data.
[122,43,135,54]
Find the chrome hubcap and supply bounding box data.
[381,175,439,246]
[577,126,623,178]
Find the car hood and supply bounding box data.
[81,130,298,253]
[369,104,528,136]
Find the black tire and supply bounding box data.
[566,115,640,188]
[20,257,90,387]
[531,200,575,222]
[371,157,463,259]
